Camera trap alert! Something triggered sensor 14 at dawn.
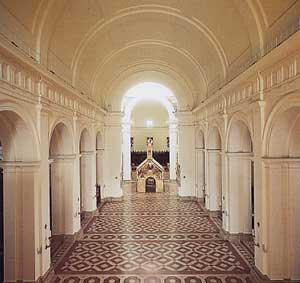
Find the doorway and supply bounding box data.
[146,177,156,193]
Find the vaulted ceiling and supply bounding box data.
[0,0,299,110]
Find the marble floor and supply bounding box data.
[52,193,256,283]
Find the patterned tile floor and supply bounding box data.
[52,193,257,283]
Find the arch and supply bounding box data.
[103,62,194,110]
[50,122,73,156]
[49,120,77,237]
[207,125,222,150]
[79,127,96,214]
[49,117,75,154]
[195,127,205,149]
[0,101,40,161]
[95,130,104,207]
[122,82,177,122]
[225,115,254,235]
[263,93,300,157]
[226,115,253,153]
[79,128,93,152]
[0,108,39,161]
[96,130,104,150]
[262,94,300,278]
[90,40,208,97]
[0,107,39,282]
[70,7,228,81]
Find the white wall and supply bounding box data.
[178,112,195,197]
[103,113,123,198]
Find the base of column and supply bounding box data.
[122,181,137,196]
[101,196,124,202]
[164,180,178,195]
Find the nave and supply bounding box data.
[52,193,256,283]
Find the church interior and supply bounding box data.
[0,1,299,282]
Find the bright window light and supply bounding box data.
[146,120,153,127]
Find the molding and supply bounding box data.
[193,31,300,120]
[101,196,124,202]
[0,160,40,168]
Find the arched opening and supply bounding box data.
[96,132,104,208]
[227,120,253,236]
[266,106,300,279]
[49,122,76,258]
[79,128,96,221]
[195,129,205,202]
[206,126,222,217]
[145,177,156,193]
[122,82,178,193]
[0,110,38,282]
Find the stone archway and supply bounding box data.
[49,122,78,252]
[79,128,96,219]
[0,109,39,282]
[226,119,253,235]
[206,126,222,214]
[264,104,300,280]
[195,128,205,202]
[96,131,104,207]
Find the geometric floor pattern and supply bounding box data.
[52,193,256,283]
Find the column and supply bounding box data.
[96,149,104,186]
[195,148,205,199]
[103,113,123,199]
[1,161,41,282]
[80,151,97,212]
[177,114,195,197]
[122,121,131,181]
[206,149,222,211]
[222,152,229,231]
[169,120,177,180]
[51,155,80,235]
[263,159,300,280]
[227,153,252,234]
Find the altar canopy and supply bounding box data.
[136,138,164,193]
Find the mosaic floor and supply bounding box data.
[52,193,256,283]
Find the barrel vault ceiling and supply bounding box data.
[0,0,299,110]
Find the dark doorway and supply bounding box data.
[145,177,156,193]
[96,184,101,208]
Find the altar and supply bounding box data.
[136,138,164,193]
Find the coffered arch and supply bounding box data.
[1,0,299,110]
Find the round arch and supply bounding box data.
[226,114,253,153]
[263,93,300,157]
[79,128,93,152]
[49,117,75,154]
[96,130,104,150]
[0,106,40,283]
[207,124,222,150]
[0,103,39,161]
[195,127,205,149]
[50,122,74,156]
[121,82,178,182]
